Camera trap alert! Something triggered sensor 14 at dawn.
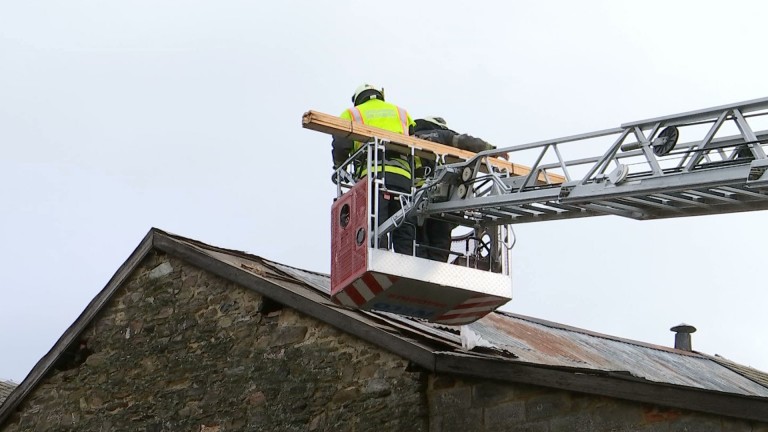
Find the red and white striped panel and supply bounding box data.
[332,272,399,308]
[433,294,507,325]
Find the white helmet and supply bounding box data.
[351,84,384,105]
[422,116,449,129]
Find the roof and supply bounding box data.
[0,381,16,407]
[2,228,768,425]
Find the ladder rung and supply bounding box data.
[620,196,684,213]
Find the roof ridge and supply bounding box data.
[152,228,267,262]
[153,228,331,279]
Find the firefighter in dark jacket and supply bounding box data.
[413,116,505,262]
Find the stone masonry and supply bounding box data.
[1,251,428,431]
[427,375,768,432]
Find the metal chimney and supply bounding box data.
[670,323,696,351]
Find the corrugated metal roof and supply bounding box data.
[472,313,768,395]
[259,256,768,398]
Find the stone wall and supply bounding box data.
[1,251,428,432]
[427,375,768,432]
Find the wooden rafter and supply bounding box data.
[302,110,565,184]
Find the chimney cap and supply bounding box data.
[670,323,697,334]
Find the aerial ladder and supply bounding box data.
[303,96,768,325]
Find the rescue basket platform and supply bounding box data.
[330,178,512,325]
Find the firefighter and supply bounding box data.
[331,84,417,255]
[413,116,506,262]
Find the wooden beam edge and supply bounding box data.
[302,110,565,184]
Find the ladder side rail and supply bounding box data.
[481,98,768,164]
[406,125,630,192]
[458,127,628,193]
[492,126,628,155]
[574,128,632,187]
[733,109,768,160]
[560,164,755,203]
[486,127,626,184]
[425,160,758,217]
[426,187,564,215]
[423,134,768,222]
[538,147,654,173]
[435,133,659,213]
[621,96,768,129]
[681,110,729,171]
[507,144,573,187]
[538,154,618,172]
[671,129,768,169]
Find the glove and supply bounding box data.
[485,144,509,160]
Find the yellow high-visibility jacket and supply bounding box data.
[339,99,417,181]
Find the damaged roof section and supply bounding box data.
[207,237,768,398]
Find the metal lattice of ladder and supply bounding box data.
[415,97,768,227]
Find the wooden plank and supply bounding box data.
[302,110,565,184]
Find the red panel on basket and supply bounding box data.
[330,180,369,296]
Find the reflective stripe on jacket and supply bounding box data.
[339,99,417,179]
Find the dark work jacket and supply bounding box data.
[414,128,493,181]
[414,129,491,153]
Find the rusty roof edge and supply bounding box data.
[493,310,707,358]
[434,351,768,423]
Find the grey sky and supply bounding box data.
[2,0,767,382]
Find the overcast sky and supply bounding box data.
[2,0,767,383]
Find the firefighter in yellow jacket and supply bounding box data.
[331,84,416,255]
